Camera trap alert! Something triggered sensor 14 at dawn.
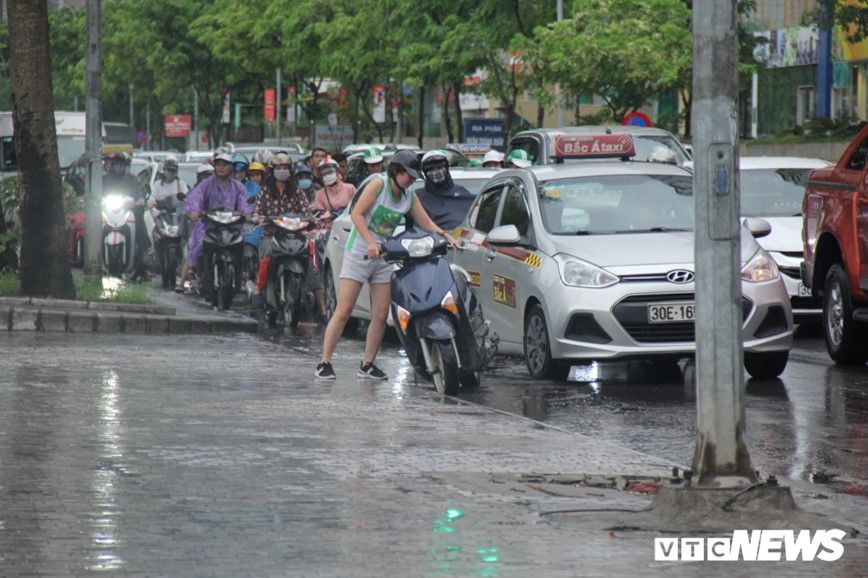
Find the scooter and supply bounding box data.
[200,209,246,311]
[101,192,137,278]
[381,228,495,395]
[261,212,316,328]
[151,197,186,289]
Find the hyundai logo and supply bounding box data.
[666,270,695,284]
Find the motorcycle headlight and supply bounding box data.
[163,225,180,236]
[553,253,619,288]
[209,211,241,224]
[274,216,308,231]
[741,250,780,282]
[103,194,126,213]
[401,236,434,257]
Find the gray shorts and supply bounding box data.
[340,251,394,284]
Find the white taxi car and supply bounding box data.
[740,156,830,320]
[321,167,501,327]
[452,134,794,380]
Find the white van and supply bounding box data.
[1,111,106,178]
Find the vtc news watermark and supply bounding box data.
[654,529,847,561]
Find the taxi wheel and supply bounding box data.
[524,304,570,381]
[823,263,868,365]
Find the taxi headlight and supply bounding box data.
[741,250,780,282]
[554,253,619,288]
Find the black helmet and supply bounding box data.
[389,149,421,179]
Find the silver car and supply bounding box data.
[452,143,793,381]
[321,168,501,326]
[740,156,830,320]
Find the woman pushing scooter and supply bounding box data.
[315,150,461,381]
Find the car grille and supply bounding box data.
[778,266,801,280]
[612,293,753,343]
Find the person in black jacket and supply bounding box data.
[416,149,475,232]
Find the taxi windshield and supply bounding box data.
[538,174,694,235]
[740,168,811,217]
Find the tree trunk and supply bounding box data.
[453,80,464,143]
[681,90,693,139]
[417,86,425,149]
[7,0,74,299]
[442,86,454,143]
[536,80,546,128]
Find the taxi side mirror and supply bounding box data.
[487,224,521,245]
[742,217,771,239]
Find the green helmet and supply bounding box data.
[363,147,384,165]
[506,149,532,168]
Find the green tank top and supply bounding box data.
[346,174,414,256]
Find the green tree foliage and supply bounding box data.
[537,0,692,123]
[804,1,868,43]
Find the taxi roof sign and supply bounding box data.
[553,134,636,159]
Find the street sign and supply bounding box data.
[462,118,505,150]
[164,115,191,138]
[622,111,653,127]
[264,89,276,121]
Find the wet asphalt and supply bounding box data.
[0,287,866,576]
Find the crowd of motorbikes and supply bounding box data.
[64,171,497,396]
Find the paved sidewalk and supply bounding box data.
[0,292,258,335]
[0,333,865,577]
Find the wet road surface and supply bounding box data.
[275,321,868,498]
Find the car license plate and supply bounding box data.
[798,283,811,297]
[648,302,695,323]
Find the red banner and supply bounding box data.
[264,89,276,121]
[164,115,191,138]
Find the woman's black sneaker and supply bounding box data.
[358,362,387,380]
[315,362,336,379]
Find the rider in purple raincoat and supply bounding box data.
[185,151,251,299]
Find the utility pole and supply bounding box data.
[84,0,103,273]
[276,67,282,146]
[691,0,756,486]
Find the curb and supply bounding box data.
[0,297,258,335]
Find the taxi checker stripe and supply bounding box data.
[455,228,541,268]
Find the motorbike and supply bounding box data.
[200,209,246,311]
[260,212,317,328]
[151,197,186,289]
[381,228,495,395]
[101,192,137,278]
[67,208,86,268]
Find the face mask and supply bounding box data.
[322,172,338,186]
[427,166,448,184]
[164,170,177,181]
[298,178,312,189]
[274,169,291,182]
[111,164,126,176]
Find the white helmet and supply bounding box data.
[647,146,677,165]
[482,150,504,166]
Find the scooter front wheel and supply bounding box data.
[431,340,460,395]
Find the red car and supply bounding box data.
[802,125,868,363]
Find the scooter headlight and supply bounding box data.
[161,224,180,236]
[273,216,308,231]
[441,292,459,317]
[401,236,434,257]
[395,304,411,331]
[103,194,127,213]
